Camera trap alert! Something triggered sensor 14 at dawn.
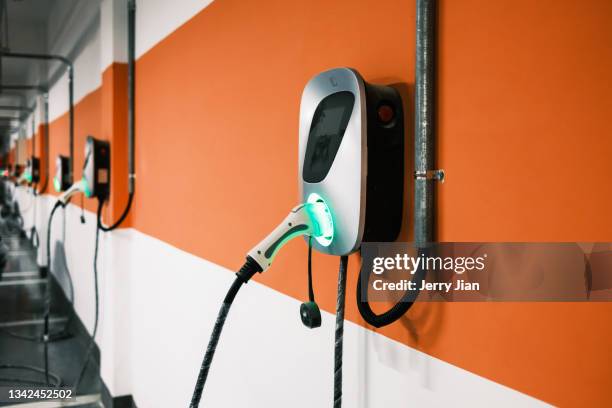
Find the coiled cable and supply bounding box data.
[98,191,133,232]
[356,249,426,328]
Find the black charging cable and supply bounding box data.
[99,0,136,233]
[308,236,315,301]
[29,187,39,249]
[47,195,78,341]
[0,202,75,343]
[79,194,86,224]
[300,236,322,329]
[0,201,65,388]
[72,191,133,388]
[98,189,133,232]
[334,256,348,408]
[356,249,426,328]
[0,200,60,353]
[189,257,262,408]
[30,226,39,249]
[42,202,76,342]
[189,246,349,408]
[73,198,103,391]
[298,240,347,406]
[5,198,25,235]
[43,201,64,384]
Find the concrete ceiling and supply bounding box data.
[0,0,100,153]
[6,0,60,23]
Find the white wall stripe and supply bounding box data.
[16,191,548,406]
[134,0,215,61]
[45,0,217,122]
[47,21,102,122]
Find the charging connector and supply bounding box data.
[58,179,91,205]
[190,201,334,407]
[248,201,333,272]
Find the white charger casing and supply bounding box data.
[299,68,405,256]
[299,68,367,256]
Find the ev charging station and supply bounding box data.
[59,136,110,204]
[190,67,408,408]
[24,156,40,184]
[54,155,71,192]
[299,68,404,254]
[243,68,404,270]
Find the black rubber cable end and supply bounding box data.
[236,256,262,284]
[300,301,321,329]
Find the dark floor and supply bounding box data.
[0,231,103,407]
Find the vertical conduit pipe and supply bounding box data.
[68,67,74,184]
[354,0,438,328]
[38,94,49,193]
[31,108,35,159]
[98,0,136,231]
[128,0,135,194]
[414,0,436,245]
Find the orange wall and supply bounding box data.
[39,0,612,406]
[133,1,612,406]
[437,0,612,242]
[101,63,131,226]
[47,87,102,214]
[44,63,130,226]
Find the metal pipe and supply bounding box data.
[414,0,436,245]
[15,125,18,160]
[37,94,49,193]
[0,105,33,112]
[31,108,35,157]
[128,0,136,194]
[0,115,26,121]
[1,52,74,183]
[0,88,47,145]
[97,0,136,232]
[68,67,74,183]
[1,52,71,67]
[0,85,47,93]
[0,92,28,107]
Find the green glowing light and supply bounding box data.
[82,179,92,198]
[53,177,61,192]
[24,172,32,183]
[306,193,334,247]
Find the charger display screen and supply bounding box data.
[303,91,355,183]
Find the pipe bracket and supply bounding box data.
[414,169,445,183]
